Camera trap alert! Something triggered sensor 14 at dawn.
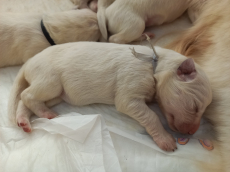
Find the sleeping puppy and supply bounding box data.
[8,42,212,151]
[0,9,100,67]
[97,0,191,43]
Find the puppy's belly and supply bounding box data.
[60,89,115,106]
[145,15,165,27]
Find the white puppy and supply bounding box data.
[97,0,191,43]
[0,9,100,67]
[8,42,212,151]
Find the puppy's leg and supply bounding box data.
[109,18,145,44]
[16,100,33,132]
[45,97,63,107]
[116,100,177,151]
[21,83,62,119]
[16,98,62,133]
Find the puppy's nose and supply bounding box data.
[188,130,196,135]
[177,123,200,135]
[188,124,200,135]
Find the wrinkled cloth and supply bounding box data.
[2,114,121,172]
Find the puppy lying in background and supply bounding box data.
[8,42,212,151]
[71,0,98,12]
[97,0,191,43]
[0,9,100,67]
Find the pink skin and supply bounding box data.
[145,15,165,27]
[88,0,98,13]
[72,0,98,13]
[39,110,58,119]
[17,118,31,132]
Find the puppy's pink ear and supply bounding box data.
[177,58,196,81]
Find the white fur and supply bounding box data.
[0,9,100,67]
[97,0,191,44]
[0,0,76,13]
[8,42,212,152]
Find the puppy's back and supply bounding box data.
[43,9,101,44]
[0,13,49,67]
[22,42,155,105]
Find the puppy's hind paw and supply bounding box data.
[41,110,58,119]
[17,117,32,133]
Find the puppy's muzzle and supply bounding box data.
[176,123,200,135]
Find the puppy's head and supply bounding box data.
[43,9,101,44]
[154,48,212,134]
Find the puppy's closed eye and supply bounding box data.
[195,107,199,113]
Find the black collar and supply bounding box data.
[41,20,56,46]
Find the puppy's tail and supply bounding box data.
[8,65,28,125]
[97,0,109,41]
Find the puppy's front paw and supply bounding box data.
[153,132,177,152]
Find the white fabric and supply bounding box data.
[2,114,121,172]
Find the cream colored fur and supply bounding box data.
[70,0,90,9]
[96,0,191,44]
[187,0,207,23]
[0,9,100,67]
[167,0,230,171]
[8,42,212,152]
[0,0,76,13]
